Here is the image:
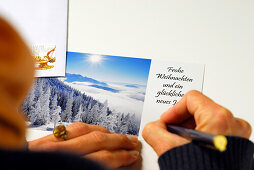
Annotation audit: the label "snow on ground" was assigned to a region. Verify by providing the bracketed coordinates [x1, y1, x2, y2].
[26, 122, 71, 141]
[26, 128, 51, 141]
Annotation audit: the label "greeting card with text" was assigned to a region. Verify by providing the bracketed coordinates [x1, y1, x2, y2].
[23, 52, 204, 140]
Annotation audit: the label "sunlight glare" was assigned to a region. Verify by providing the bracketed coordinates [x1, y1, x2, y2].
[88, 54, 103, 63]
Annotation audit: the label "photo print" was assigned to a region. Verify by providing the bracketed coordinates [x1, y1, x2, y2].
[22, 52, 151, 136]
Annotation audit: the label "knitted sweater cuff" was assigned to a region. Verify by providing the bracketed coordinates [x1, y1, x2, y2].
[158, 136, 254, 170]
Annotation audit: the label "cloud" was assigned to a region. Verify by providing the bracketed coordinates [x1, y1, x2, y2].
[61, 80, 146, 119]
[89, 84, 120, 93]
[127, 93, 145, 101]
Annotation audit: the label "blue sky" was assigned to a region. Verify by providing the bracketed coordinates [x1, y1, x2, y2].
[66, 52, 151, 85]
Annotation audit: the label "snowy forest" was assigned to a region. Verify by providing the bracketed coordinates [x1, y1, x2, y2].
[22, 78, 139, 135]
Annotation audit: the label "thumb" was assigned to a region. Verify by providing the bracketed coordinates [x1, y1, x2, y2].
[142, 120, 188, 156]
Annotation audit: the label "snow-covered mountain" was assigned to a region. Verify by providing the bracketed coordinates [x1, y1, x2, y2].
[65, 73, 145, 95]
[65, 73, 107, 86]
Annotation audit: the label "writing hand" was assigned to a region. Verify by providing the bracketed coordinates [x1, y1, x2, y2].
[29, 122, 139, 169]
[142, 90, 251, 156]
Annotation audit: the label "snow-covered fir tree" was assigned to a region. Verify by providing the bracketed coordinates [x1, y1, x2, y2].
[82, 102, 92, 123]
[61, 92, 74, 123]
[73, 104, 83, 122]
[50, 94, 61, 127]
[29, 79, 43, 125]
[89, 102, 101, 125]
[21, 84, 35, 119]
[51, 106, 61, 128]
[72, 96, 82, 117]
[41, 87, 51, 125]
[96, 100, 108, 125]
[119, 113, 130, 134]
[22, 78, 140, 135]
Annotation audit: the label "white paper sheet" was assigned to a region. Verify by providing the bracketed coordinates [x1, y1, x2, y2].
[0, 0, 68, 77]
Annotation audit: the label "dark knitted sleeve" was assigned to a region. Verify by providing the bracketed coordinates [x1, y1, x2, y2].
[1, 149, 106, 170]
[158, 136, 254, 170]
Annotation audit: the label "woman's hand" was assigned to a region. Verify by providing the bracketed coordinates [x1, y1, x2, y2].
[142, 90, 252, 156]
[29, 122, 139, 169]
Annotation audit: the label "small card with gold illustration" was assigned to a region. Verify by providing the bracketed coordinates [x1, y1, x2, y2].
[31, 44, 66, 77]
[0, 0, 68, 78]
[32, 45, 56, 71]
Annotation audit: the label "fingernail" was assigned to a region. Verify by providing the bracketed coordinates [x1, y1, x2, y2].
[127, 135, 138, 145]
[128, 150, 139, 160]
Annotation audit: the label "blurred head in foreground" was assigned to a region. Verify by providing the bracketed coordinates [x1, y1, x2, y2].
[0, 17, 34, 149]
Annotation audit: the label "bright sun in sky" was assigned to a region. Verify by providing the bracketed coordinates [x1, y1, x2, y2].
[88, 54, 103, 64]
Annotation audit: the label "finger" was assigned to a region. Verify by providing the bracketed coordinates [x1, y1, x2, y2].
[65, 122, 110, 140]
[160, 90, 221, 125]
[160, 90, 237, 135]
[180, 116, 196, 129]
[46, 131, 138, 154]
[142, 120, 188, 156]
[85, 150, 139, 169]
[158, 90, 252, 139]
[233, 118, 252, 138]
[29, 122, 110, 150]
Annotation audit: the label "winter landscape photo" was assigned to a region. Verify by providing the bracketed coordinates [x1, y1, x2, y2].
[22, 52, 151, 136]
